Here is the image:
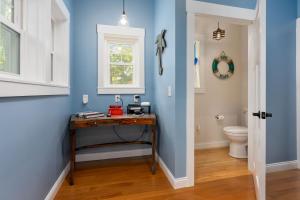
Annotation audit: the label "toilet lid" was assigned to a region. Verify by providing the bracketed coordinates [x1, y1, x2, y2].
[224, 126, 248, 134]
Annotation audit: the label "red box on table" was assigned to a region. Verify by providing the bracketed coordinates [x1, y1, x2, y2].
[108, 105, 124, 116]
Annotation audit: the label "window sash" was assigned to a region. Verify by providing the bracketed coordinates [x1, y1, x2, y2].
[104, 40, 139, 88]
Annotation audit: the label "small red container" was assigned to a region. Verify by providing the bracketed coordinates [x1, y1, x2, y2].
[108, 105, 124, 116]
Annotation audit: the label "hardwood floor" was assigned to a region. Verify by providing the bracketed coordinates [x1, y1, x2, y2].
[267, 170, 300, 200]
[55, 148, 256, 200]
[195, 148, 250, 183]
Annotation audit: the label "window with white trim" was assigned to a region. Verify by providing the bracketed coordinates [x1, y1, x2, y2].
[0, 0, 70, 97]
[97, 25, 145, 94]
[0, 0, 21, 75]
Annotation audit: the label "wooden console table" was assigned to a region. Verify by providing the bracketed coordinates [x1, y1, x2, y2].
[68, 114, 157, 185]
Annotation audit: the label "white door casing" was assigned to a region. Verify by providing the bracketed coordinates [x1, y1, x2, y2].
[186, 0, 266, 199]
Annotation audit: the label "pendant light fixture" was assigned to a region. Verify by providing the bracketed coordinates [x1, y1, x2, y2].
[213, 22, 225, 41]
[118, 0, 129, 26]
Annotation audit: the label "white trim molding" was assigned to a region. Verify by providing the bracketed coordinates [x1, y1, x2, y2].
[186, 0, 256, 23]
[157, 155, 190, 189]
[186, 12, 196, 188]
[97, 24, 145, 95]
[296, 18, 300, 169]
[266, 161, 298, 173]
[0, 78, 70, 97]
[195, 141, 229, 150]
[44, 162, 70, 200]
[76, 148, 151, 162]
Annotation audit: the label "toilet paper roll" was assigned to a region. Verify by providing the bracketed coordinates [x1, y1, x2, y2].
[215, 115, 225, 120]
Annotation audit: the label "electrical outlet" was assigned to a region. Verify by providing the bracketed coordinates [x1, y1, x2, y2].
[115, 95, 121, 103]
[83, 94, 88, 104]
[133, 95, 140, 103]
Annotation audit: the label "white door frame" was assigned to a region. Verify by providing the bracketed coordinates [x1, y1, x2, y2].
[296, 18, 300, 169]
[186, 0, 262, 188]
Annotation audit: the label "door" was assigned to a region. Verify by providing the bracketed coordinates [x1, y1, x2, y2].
[248, 0, 267, 199]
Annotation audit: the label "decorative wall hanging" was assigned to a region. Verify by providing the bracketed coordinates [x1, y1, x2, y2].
[155, 29, 167, 76]
[212, 51, 234, 80]
[213, 22, 225, 41]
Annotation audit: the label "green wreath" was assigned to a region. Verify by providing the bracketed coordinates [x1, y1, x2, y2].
[212, 51, 235, 80]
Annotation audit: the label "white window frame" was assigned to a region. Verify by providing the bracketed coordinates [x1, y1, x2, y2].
[0, 0, 70, 97]
[97, 24, 145, 94]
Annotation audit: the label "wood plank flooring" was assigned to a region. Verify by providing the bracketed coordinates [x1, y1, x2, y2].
[267, 169, 300, 200]
[195, 148, 250, 183]
[55, 148, 256, 200]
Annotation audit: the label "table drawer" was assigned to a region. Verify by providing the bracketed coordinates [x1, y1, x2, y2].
[119, 118, 155, 125]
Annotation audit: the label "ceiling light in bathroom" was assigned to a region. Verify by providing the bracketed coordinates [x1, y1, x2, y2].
[213, 22, 225, 40]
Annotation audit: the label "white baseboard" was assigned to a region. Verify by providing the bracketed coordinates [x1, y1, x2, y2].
[266, 160, 298, 173]
[76, 148, 152, 162]
[195, 141, 229, 150]
[44, 162, 70, 200]
[157, 155, 190, 189]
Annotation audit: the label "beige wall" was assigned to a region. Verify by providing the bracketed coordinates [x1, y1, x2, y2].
[194, 16, 248, 149]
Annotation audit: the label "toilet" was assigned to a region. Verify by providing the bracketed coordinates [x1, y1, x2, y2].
[224, 111, 248, 159]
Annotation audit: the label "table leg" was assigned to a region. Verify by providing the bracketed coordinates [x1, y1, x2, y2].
[69, 129, 76, 185]
[151, 125, 157, 174]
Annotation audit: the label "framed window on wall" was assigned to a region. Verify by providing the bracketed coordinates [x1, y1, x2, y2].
[0, 0, 21, 75]
[0, 0, 70, 97]
[97, 25, 145, 94]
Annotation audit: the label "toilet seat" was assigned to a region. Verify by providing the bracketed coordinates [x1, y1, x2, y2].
[224, 126, 248, 135]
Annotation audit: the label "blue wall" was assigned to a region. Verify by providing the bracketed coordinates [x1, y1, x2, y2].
[0, 1, 72, 200]
[196, 0, 256, 9]
[266, 0, 297, 164]
[153, 0, 176, 175]
[153, 0, 186, 178]
[174, 0, 187, 178]
[71, 0, 155, 152]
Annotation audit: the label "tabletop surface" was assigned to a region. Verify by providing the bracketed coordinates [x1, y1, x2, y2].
[70, 113, 156, 122]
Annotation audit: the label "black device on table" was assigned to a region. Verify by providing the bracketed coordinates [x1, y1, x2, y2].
[127, 104, 151, 115]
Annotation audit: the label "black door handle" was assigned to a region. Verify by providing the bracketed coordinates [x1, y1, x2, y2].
[262, 112, 272, 119]
[252, 111, 261, 118]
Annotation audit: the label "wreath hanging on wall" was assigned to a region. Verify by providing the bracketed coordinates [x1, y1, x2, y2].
[212, 51, 235, 80]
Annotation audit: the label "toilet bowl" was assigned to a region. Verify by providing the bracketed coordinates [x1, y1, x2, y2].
[224, 126, 248, 158]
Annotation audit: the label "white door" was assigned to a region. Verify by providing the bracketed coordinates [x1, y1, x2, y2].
[248, 0, 267, 199]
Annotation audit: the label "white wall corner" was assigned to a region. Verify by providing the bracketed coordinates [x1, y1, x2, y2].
[297, 18, 300, 169]
[266, 160, 298, 173]
[44, 162, 70, 200]
[157, 155, 190, 189]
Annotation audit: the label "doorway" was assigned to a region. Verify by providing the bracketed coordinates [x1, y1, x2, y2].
[194, 15, 250, 184]
[186, 0, 267, 199]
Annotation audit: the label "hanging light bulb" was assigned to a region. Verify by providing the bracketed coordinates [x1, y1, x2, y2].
[118, 0, 129, 26]
[213, 22, 225, 40]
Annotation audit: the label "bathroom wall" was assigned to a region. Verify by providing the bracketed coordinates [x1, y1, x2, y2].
[194, 16, 248, 149]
